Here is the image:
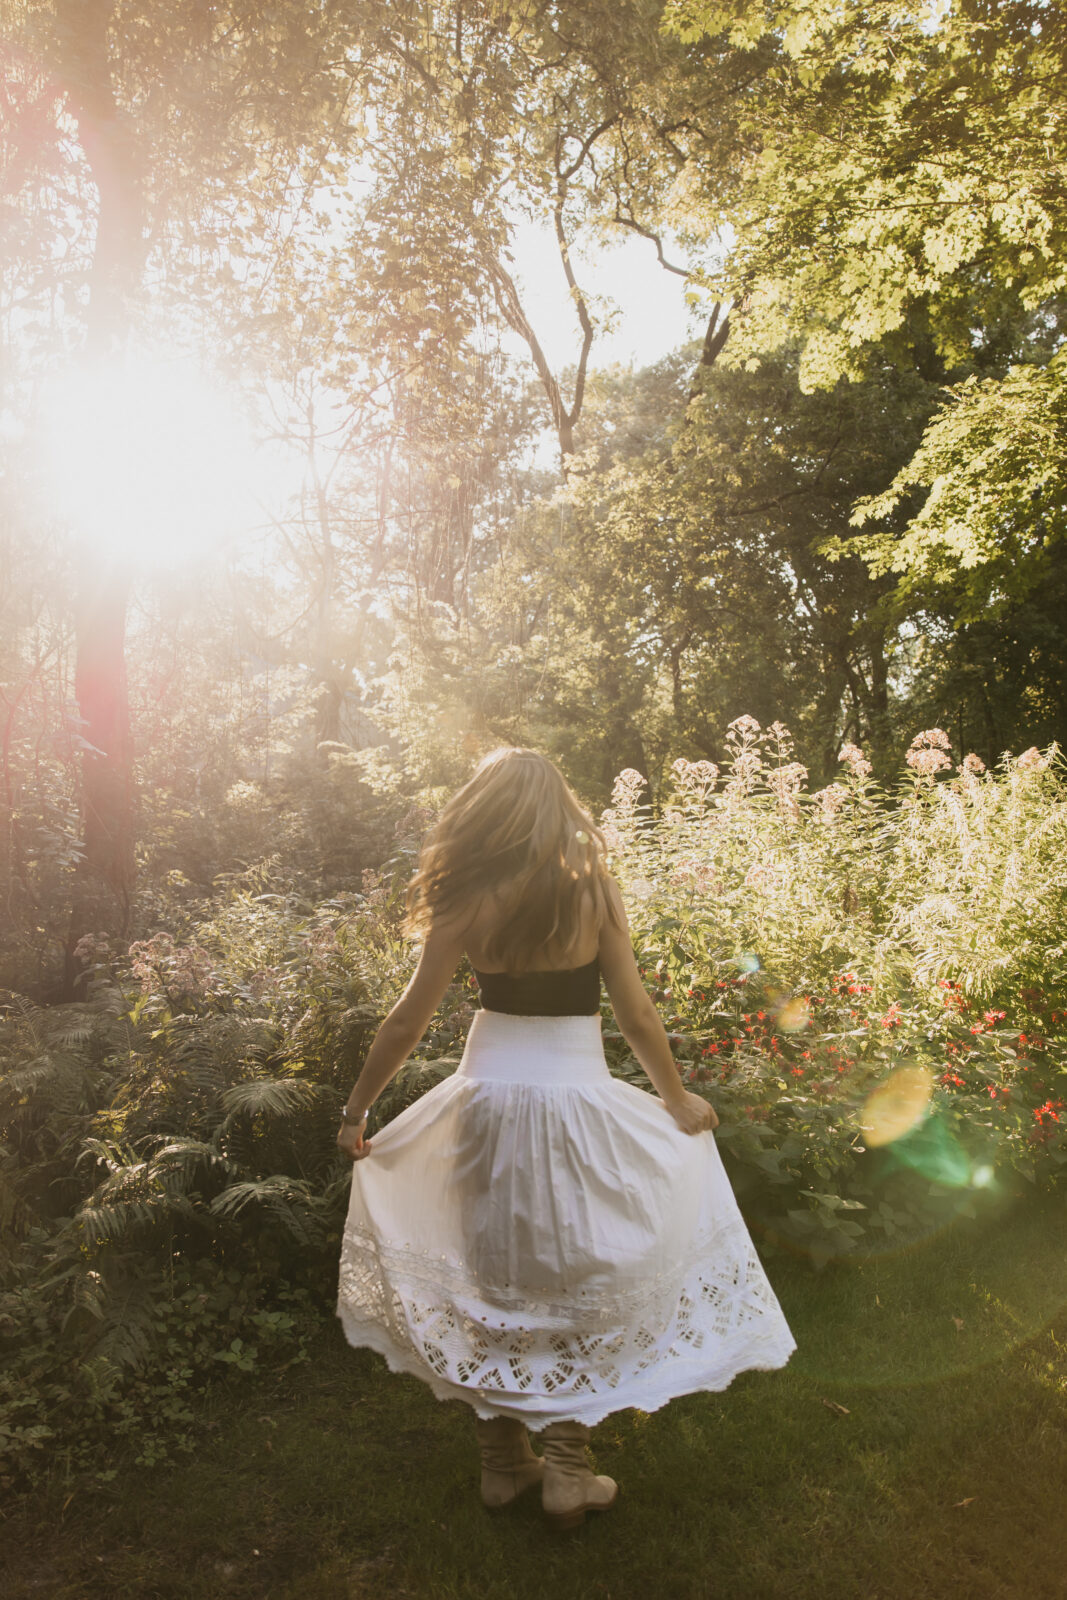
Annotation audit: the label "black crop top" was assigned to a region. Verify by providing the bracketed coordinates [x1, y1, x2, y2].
[472, 957, 601, 1016]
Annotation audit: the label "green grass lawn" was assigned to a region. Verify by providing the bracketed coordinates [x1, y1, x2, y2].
[3, 1193, 1067, 1600]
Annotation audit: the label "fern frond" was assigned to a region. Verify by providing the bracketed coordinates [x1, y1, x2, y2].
[78, 1201, 157, 1247]
[220, 1078, 320, 1119]
[209, 1175, 324, 1244]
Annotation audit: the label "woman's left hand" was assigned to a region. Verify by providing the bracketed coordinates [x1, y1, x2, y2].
[337, 1118, 372, 1162]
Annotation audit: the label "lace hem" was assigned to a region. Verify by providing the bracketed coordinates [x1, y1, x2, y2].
[336, 1216, 796, 1427]
[336, 1303, 795, 1428]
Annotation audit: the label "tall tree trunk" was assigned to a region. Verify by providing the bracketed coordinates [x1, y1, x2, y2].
[64, 558, 135, 990]
[58, 0, 142, 992]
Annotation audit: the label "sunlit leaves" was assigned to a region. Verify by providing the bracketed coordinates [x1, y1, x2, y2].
[847, 359, 1067, 615]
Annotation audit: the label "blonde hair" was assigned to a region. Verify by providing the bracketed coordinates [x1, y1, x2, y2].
[404, 747, 620, 971]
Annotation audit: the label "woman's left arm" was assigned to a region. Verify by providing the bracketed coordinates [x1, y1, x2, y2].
[337, 919, 468, 1161]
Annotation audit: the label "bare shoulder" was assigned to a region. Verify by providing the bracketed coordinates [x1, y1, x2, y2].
[596, 875, 651, 1024]
[597, 872, 630, 934]
[427, 896, 484, 948]
[596, 877, 635, 966]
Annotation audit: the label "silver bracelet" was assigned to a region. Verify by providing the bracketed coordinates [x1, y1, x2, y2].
[340, 1106, 368, 1125]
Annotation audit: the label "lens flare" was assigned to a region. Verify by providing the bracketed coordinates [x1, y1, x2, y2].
[889, 1113, 973, 1189]
[859, 1065, 933, 1147]
[34, 352, 265, 569]
[860, 1065, 974, 1189]
[776, 996, 811, 1033]
[735, 952, 760, 975]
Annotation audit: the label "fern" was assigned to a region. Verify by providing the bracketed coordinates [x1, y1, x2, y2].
[210, 1176, 326, 1245]
[219, 1077, 321, 1119]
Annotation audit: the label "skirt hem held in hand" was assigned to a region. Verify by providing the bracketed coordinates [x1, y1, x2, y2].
[336, 1011, 796, 1429]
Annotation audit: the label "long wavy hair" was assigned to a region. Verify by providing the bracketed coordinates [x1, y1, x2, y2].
[404, 748, 620, 971]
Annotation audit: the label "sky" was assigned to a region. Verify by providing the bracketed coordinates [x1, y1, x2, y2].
[506, 217, 702, 373]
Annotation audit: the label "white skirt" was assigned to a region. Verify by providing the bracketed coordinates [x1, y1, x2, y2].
[337, 1011, 796, 1428]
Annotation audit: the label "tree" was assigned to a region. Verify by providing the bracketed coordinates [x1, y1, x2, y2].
[661, 0, 1067, 639]
[3, 0, 359, 987]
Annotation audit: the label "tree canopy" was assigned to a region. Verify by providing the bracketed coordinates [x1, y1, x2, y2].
[1, 0, 1065, 991]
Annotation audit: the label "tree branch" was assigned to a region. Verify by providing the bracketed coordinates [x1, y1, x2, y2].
[611, 207, 690, 277]
[556, 117, 618, 182]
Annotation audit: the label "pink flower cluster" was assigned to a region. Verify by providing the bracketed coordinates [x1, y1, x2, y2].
[128, 933, 217, 1000]
[360, 868, 388, 907]
[765, 721, 795, 757]
[609, 768, 647, 817]
[304, 926, 341, 967]
[811, 782, 849, 820]
[906, 728, 952, 776]
[723, 749, 762, 800]
[670, 757, 719, 802]
[767, 761, 808, 819]
[247, 967, 285, 1000]
[838, 743, 872, 780]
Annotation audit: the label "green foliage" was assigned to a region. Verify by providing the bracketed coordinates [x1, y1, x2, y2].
[4, 728, 1067, 1480]
[0, 870, 430, 1486]
[0, 1253, 318, 1487]
[660, 0, 1067, 625]
[848, 357, 1067, 617]
[604, 720, 1067, 1263]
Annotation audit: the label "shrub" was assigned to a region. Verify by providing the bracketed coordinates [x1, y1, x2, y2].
[3, 721, 1065, 1481]
[604, 720, 1067, 1262]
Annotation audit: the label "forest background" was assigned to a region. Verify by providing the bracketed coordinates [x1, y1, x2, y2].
[2, 0, 1067, 1491]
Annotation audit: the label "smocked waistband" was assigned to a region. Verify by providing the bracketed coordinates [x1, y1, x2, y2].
[456, 1010, 611, 1085]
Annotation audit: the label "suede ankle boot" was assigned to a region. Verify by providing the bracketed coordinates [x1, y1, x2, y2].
[474, 1415, 545, 1508]
[539, 1419, 618, 1530]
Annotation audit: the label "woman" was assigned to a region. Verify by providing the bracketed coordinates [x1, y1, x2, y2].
[336, 748, 795, 1530]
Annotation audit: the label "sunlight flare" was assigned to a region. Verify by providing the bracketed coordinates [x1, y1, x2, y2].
[36, 353, 261, 568]
[859, 1065, 933, 1149]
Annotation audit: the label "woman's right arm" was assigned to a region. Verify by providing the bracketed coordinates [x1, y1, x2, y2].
[598, 876, 718, 1135]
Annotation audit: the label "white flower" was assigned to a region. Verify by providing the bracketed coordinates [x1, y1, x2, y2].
[811, 782, 849, 819]
[906, 729, 952, 776]
[839, 743, 873, 780]
[766, 720, 795, 756]
[906, 746, 951, 775]
[767, 762, 808, 818]
[610, 768, 647, 814]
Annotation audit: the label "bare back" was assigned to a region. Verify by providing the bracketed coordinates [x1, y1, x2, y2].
[460, 884, 602, 974]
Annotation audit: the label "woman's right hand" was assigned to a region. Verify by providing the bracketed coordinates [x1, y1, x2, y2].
[667, 1089, 719, 1135]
